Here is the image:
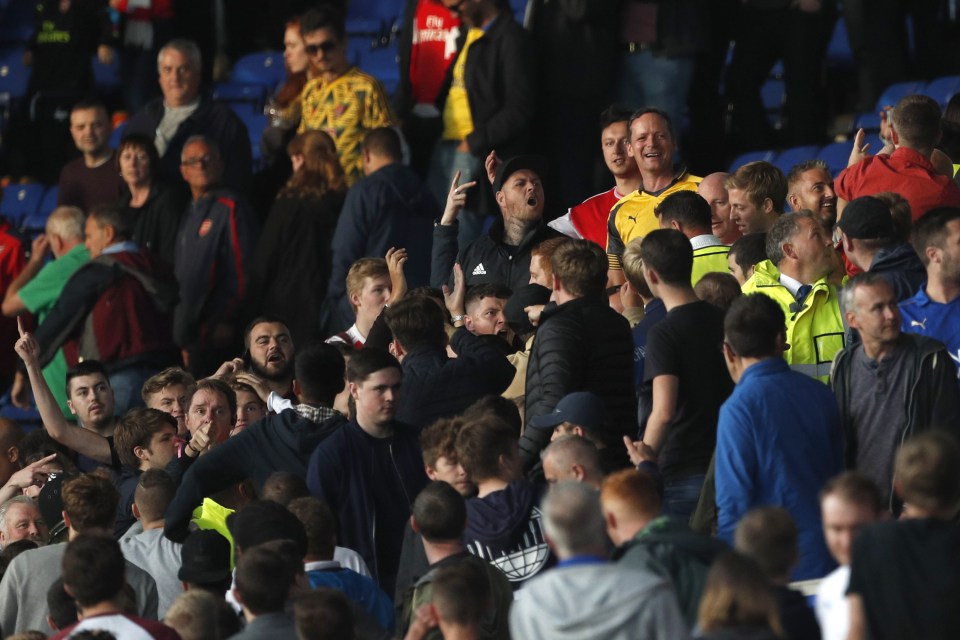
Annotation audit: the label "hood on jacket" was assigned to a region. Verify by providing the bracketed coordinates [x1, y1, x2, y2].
[515, 564, 674, 639]
[466, 480, 539, 549]
[614, 516, 729, 565]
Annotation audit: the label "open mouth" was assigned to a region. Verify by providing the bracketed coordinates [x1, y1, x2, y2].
[267, 352, 285, 364]
[527, 197, 537, 206]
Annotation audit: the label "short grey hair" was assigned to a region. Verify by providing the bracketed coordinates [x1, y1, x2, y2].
[839, 271, 893, 315]
[46, 206, 85, 242]
[180, 135, 220, 162]
[765, 210, 817, 266]
[0, 496, 39, 535]
[541, 481, 605, 559]
[158, 39, 202, 72]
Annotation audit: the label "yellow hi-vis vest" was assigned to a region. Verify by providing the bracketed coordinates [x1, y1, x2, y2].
[741, 260, 845, 383]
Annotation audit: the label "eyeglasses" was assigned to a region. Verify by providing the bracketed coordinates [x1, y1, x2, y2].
[305, 40, 338, 56]
[181, 155, 215, 167]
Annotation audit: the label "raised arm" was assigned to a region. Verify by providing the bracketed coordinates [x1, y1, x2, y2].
[14, 318, 112, 464]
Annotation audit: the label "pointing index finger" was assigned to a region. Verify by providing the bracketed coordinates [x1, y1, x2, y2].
[17, 316, 24, 338]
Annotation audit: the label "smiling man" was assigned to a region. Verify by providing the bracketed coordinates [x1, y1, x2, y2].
[787, 160, 838, 229]
[297, 7, 393, 185]
[606, 109, 702, 285]
[548, 106, 642, 248]
[0, 496, 48, 549]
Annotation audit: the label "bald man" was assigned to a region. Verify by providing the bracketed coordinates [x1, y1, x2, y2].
[2, 206, 91, 415]
[541, 436, 605, 489]
[698, 173, 741, 246]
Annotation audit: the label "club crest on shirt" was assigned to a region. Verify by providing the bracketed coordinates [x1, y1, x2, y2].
[198, 219, 213, 237]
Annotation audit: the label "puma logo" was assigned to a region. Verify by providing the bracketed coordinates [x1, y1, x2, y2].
[910, 319, 928, 331]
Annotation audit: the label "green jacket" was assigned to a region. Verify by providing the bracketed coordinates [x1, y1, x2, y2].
[612, 516, 728, 627]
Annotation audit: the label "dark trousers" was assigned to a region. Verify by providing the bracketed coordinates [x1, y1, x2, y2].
[726, 3, 836, 149]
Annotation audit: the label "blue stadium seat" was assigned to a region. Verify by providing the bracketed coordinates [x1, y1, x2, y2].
[923, 75, 960, 107]
[874, 81, 922, 111]
[826, 17, 853, 68]
[853, 111, 881, 132]
[359, 43, 399, 96]
[22, 210, 50, 234]
[0, 183, 44, 227]
[91, 53, 121, 90]
[109, 120, 126, 148]
[728, 150, 776, 173]
[818, 141, 851, 176]
[347, 0, 388, 21]
[770, 60, 784, 79]
[773, 145, 821, 174]
[761, 79, 785, 128]
[346, 18, 382, 36]
[212, 82, 266, 109]
[230, 51, 285, 89]
[227, 101, 259, 120]
[240, 112, 268, 167]
[0, 46, 30, 99]
[38, 184, 58, 216]
[0, 0, 34, 44]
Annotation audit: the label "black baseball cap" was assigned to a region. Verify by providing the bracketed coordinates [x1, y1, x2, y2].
[178, 529, 232, 584]
[837, 196, 895, 240]
[493, 155, 548, 192]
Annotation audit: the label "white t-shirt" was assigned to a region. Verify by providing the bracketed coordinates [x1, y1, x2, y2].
[815, 565, 850, 640]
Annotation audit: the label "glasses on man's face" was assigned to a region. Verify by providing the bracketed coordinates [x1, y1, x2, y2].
[181, 155, 215, 167]
[305, 40, 338, 56]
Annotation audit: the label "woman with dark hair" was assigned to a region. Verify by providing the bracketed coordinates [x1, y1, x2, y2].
[248, 130, 347, 345]
[697, 553, 783, 640]
[115, 134, 188, 267]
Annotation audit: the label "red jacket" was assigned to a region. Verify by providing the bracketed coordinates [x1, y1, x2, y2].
[35, 247, 179, 371]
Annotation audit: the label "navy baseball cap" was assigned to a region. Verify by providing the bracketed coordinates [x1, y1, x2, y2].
[529, 391, 604, 431]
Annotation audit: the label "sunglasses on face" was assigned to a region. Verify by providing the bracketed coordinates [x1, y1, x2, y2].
[305, 40, 338, 56]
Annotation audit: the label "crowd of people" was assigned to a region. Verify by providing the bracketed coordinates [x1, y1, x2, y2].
[0, 0, 959, 639]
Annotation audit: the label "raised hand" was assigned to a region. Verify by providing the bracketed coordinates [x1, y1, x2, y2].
[623, 435, 657, 466]
[440, 170, 478, 226]
[14, 316, 40, 368]
[213, 357, 246, 379]
[442, 263, 466, 319]
[234, 371, 270, 403]
[847, 128, 871, 168]
[386, 246, 409, 304]
[3, 453, 60, 494]
[485, 149, 502, 185]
